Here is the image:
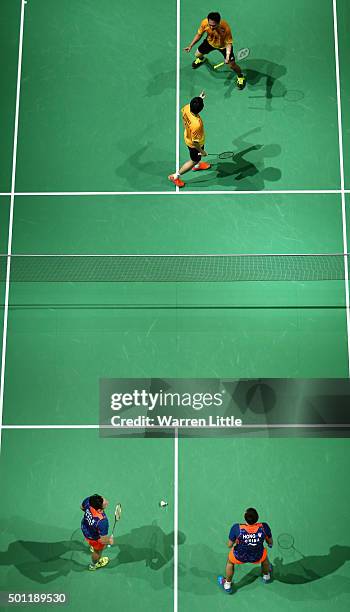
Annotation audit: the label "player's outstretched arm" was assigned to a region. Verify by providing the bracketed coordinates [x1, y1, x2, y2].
[184, 32, 202, 52]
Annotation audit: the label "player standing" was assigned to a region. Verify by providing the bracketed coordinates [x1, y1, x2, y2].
[168, 91, 210, 188]
[218, 507, 273, 594]
[184, 12, 246, 90]
[81, 494, 114, 571]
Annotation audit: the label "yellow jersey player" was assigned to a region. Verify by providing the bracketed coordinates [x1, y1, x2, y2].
[168, 91, 211, 188]
[184, 11, 246, 90]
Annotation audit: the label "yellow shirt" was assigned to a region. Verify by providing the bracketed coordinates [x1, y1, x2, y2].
[181, 104, 205, 148]
[197, 18, 233, 49]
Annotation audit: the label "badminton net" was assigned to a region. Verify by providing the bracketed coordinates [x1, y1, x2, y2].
[0, 253, 348, 282]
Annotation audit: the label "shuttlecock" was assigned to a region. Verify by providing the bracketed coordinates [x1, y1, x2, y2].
[159, 500, 168, 508]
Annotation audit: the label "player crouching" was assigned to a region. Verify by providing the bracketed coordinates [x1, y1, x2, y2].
[218, 507, 273, 594]
[184, 12, 246, 90]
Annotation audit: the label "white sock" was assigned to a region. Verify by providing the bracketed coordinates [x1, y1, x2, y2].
[263, 573, 271, 581]
[193, 163, 200, 168]
[224, 580, 232, 590]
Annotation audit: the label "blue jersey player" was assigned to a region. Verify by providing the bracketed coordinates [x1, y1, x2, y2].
[81, 494, 113, 571]
[218, 507, 273, 594]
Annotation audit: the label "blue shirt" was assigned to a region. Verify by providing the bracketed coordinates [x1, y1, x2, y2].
[81, 497, 109, 541]
[229, 522, 272, 563]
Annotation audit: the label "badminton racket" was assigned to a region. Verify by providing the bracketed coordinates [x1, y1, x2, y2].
[206, 151, 235, 160]
[214, 47, 250, 70]
[107, 502, 122, 547]
[277, 533, 305, 558]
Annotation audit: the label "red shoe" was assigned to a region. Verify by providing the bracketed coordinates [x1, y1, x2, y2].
[192, 162, 211, 171]
[168, 174, 185, 188]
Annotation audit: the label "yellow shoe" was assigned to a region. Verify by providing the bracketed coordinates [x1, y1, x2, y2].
[236, 75, 246, 90]
[192, 57, 206, 69]
[88, 556, 109, 571]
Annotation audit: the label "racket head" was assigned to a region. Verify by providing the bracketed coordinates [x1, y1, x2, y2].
[237, 47, 250, 61]
[218, 151, 235, 160]
[114, 502, 122, 521]
[283, 89, 304, 102]
[277, 533, 295, 550]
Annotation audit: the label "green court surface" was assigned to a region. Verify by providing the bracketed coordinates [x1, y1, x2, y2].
[0, 0, 20, 192]
[1, 1, 350, 611]
[0, 431, 174, 611]
[339, 0, 350, 188]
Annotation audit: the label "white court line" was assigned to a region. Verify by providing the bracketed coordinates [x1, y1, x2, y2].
[1, 424, 349, 429]
[173, 428, 179, 612]
[1, 251, 347, 256]
[175, 0, 181, 196]
[333, 0, 350, 375]
[10, 189, 345, 196]
[174, 0, 181, 608]
[0, 0, 26, 454]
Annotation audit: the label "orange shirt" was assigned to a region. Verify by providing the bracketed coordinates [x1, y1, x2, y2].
[181, 104, 205, 148]
[197, 18, 233, 49]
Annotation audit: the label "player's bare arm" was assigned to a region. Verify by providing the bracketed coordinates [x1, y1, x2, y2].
[225, 43, 232, 63]
[184, 32, 202, 52]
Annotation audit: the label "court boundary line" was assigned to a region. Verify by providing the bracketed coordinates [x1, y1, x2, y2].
[174, 0, 181, 608]
[2, 189, 348, 197]
[333, 0, 350, 375]
[1, 424, 350, 429]
[0, 0, 26, 454]
[2, 251, 349, 256]
[173, 428, 179, 612]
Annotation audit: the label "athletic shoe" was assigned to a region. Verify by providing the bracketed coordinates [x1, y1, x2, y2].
[236, 75, 246, 90]
[217, 575, 233, 594]
[262, 574, 271, 583]
[192, 162, 211, 171]
[168, 174, 185, 188]
[192, 57, 206, 69]
[262, 563, 273, 583]
[88, 556, 109, 571]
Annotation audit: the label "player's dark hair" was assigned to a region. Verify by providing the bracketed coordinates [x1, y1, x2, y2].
[89, 494, 104, 510]
[207, 12, 221, 23]
[245, 507, 259, 524]
[190, 97, 204, 114]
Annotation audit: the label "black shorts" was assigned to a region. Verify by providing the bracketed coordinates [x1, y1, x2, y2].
[188, 147, 201, 162]
[198, 38, 235, 62]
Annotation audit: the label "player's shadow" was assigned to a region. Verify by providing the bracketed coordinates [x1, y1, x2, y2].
[223, 59, 288, 106]
[145, 60, 176, 97]
[109, 524, 186, 572]
[115, 143, 174, 185]
[273, 545, 350, 585]
[169, 543, 350, 597]
[190, 128, 281, 190]
[0, 538, 87, 583]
